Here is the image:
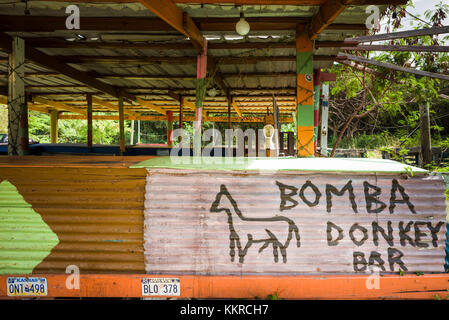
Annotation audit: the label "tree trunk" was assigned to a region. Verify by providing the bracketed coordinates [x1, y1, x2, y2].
[419, 102, 432, 167]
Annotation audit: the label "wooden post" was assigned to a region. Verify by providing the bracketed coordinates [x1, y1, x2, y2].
[166, 111, 174, 147]
[130, 120, 134, 145]
[137, 120, 141, 144]
[87, 93, 93, 148]
[313, 69, 321, 154]
[8, 36, 27, 155]
[118, 96, 125, 155]
[320, 83, 329, 156]
[50, 109, 58, 143]
[419, 102, 432, 167]
[296, 28, 314, 157]
[194, 40, 207, 157]
[228, 100, 231, 130]
[179, 96, 184, 146]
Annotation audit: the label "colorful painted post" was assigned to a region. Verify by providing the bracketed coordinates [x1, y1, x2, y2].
[320, 83, 330, 156]
[8, 37, 27, 156]
[118, 97, 125, 155]
[296, 28, 314, 157]
[166, 111, 174, 147]
[87, 93, 93, 148]
[50, 109, 58, 143]
[194, 40, 208, 157]
[313, 69, 321, 153]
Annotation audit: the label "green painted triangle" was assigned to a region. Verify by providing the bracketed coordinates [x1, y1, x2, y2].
[0, 180, 59, 274]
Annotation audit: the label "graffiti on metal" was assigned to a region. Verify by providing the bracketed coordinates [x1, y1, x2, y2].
[144, 170, 447, 274]
[210, 184, 301, 263]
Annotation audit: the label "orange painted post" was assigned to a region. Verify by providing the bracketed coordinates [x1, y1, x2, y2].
[296, 27, 314, 157]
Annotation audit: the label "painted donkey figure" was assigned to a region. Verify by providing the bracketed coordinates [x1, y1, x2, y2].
[210, 184, 301, 263]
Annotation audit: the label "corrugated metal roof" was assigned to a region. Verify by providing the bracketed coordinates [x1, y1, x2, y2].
[0, 1, 389, 114]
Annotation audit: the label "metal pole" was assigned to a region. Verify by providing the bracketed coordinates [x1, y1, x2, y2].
[320, 83, 329, 156]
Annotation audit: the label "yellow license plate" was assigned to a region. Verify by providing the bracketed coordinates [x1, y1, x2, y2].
[7, 277, 48, 296]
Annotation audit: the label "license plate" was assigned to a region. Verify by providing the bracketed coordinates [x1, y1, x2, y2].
[141, 278, 180, 296]
[7, 277, 48, 297]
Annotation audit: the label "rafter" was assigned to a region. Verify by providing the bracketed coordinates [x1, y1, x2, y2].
[137, 0, 204, 52]
[32, 96, 87, 115]
[0, 15, 365, 33]
[342, 44, 449, 52]
[135, 97, 167, 115]
[0, 33, 135, 101]
[232, 97, 242, 118]
[340, 53, 449, 81]
[91, 96, 139, 117]
[48, 54, 340, 64]
[24, 39, 358, 50]
[308, 0, 353, 40]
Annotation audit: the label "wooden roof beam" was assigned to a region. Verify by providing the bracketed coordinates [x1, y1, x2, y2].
[348, 25, 449, 43]
[49, 54, 339, 64]
[32, 96, 87, 115]
[135, 97, 167, 115]
[340, 53, 449, 81]
[137, 0, 205, 53]
[342, 44, 449, 52]
[0, 33, 135, 101]
[0, 15, 366, 32]
[308, 0, 353, 40]
[167, 90, 196, 111]
[91, 96, 139, 117]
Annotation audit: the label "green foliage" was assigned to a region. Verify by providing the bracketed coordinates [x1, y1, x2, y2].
[329, 132, 400, 150]
[266, 292, 281, 300]
[28, 111, 128, 145]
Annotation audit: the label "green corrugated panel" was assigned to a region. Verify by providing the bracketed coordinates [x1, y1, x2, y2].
[0, 180, 59, 274]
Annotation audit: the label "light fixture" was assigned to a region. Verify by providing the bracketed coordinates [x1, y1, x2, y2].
[208, 87, 217, 97]
[76, 34, 86, 40]
[65, 37, 76, 42]
[236, 11, 250, 36]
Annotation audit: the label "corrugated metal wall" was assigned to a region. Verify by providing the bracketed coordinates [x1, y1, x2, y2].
[0, 167, 147, 274]
[144, 169, 447, 275]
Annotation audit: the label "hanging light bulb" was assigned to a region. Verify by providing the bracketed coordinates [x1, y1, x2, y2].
[208, 87, 217, 97]
[236, 11, 250, 36]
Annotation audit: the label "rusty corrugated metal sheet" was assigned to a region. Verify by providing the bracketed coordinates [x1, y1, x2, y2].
[144, 169, 447, 275]
[0, 166, 147, 274]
